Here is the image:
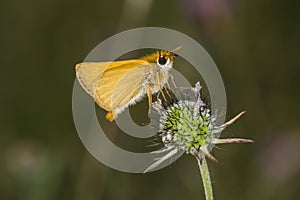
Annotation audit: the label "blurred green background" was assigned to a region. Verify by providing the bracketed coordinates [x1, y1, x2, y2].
[1, 0, 300, 199]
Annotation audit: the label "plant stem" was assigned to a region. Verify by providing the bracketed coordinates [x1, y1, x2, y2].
[197, 156, 213, 200]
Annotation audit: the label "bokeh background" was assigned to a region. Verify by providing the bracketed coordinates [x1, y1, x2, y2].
[1, 0, 300, 199]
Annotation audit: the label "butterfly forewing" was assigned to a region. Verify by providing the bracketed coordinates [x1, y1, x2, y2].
[94, 61, 153, 113]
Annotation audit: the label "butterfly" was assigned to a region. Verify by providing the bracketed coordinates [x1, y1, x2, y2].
[75, 48, 180, 121]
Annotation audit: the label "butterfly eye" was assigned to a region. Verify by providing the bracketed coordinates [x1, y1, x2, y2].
[158, 56, 167, 65]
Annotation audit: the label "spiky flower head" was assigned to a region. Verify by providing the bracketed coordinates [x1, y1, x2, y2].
[145, 82, 253, 172]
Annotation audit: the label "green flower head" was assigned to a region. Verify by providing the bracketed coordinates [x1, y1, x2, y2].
[145, 82, 253, 172]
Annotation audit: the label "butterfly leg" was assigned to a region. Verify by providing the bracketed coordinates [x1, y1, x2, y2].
[156, 72, 167, 102]
[160, 70, 173, 99]
[164, 85, 172, 99]
[170, 73, 177, 88]
[147, 84, 152, 109]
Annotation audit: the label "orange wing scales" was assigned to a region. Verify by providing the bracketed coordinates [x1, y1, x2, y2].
[94, 62, 150, 112]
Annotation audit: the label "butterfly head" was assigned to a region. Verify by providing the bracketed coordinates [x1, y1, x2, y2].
[142, 48, 180, 70]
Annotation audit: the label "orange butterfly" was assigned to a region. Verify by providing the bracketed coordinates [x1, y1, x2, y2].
[76, 48, 180, 121]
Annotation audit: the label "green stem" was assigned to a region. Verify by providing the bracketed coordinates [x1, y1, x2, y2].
[197, 157, 213, 200]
